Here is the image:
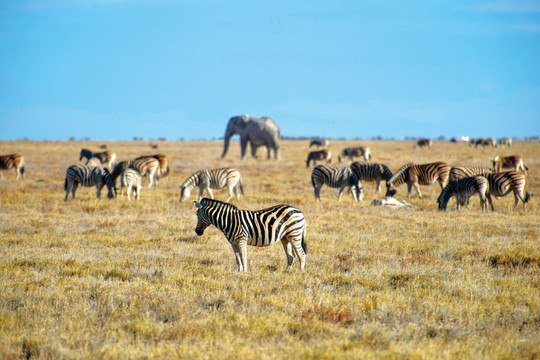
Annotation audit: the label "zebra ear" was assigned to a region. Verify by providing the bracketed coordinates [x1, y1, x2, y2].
[194, 201, 203, 209]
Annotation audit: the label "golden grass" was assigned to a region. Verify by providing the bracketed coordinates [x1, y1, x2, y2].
[0, 139, 539, 359]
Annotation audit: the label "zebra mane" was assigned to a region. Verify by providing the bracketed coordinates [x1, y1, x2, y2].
[388, 163, 413, 185]
[200, 198, 238, 211]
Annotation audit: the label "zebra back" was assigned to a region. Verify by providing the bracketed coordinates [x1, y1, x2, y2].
[389, 162, 450, 187]
[449, 166, 492, 181]
[311, 164, 358, 188]
[350, 162, 392, 183]
[130, 157, 159, 177]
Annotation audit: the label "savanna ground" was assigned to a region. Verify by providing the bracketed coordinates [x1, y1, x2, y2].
[0, 139, 539, 360]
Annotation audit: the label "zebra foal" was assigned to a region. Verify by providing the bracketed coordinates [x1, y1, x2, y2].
[350, 162, 393, 193]
[0, 153, 25, 179]
[386, 162, 451, 198]
[121, 168, 142, 200]
[64, 164, 116, 201]
[180, 168, 244, 202]
[193, 198, 307, 272]
[311, 164, 363, 202]
[437, 176, 488, 211]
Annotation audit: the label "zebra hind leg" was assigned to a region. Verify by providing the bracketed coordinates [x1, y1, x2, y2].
[230, 244, 243, 272]
[281, 239, 295, 268]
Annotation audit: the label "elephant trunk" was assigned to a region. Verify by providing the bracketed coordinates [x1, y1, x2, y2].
[222, 133, 232, 158]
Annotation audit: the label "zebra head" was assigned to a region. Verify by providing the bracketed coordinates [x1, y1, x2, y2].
[180, 185, 191, 202]
[193, 200, 210, 235]
[437, 186, 451, 211]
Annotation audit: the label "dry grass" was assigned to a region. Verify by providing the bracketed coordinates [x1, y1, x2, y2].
[0, 139, 539, 359]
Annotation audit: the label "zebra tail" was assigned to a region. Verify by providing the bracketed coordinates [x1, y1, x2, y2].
[302, 226, 307, 254]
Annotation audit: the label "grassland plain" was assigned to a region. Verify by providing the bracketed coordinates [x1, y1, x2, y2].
[0, 139, 538, 360]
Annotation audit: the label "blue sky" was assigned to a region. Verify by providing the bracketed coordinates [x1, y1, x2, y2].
[1, 0, 539, 141]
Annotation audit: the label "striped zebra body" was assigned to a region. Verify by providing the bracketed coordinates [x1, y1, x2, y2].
[386, 162, 451, 198]
[121, 168, 142, 200]
[350, 162, 393, 193]
[64, 164, 116, 201]
[311, 164, 363, 202]
[194, 198, 307, 272]
[485, 171, 531, 211]
[437, 176, 488, 211]
[493, 155, 527, 175]
[306, 149, 332, 167]
[135, 154, 169, 179]
[0, 153, 25, 179]
[180, 168, 244, 202]
[338, 147, 371, 163]
[80, 149, 117, 169]
[449, 166, 493, 181]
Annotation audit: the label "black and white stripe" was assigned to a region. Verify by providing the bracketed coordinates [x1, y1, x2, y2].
[0, 153, 25, 179]
[449, 166, 493, 181]
[180, 168, 244, 202]
[386, 162, 451, 198]
[121, 168, 142, 200]
[350, 162, 393, 193]
[194, 198, 307, 272]
[437, 175, 488, 211]
[112, 157, 160, 188]
[485, 171, 531, 211]
[311, 164, 363, 202]
[64, 164, 116, 201]
[337, 147, 371, 163]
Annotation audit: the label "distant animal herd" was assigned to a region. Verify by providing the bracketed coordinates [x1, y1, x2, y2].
[0, 116, 533, 271]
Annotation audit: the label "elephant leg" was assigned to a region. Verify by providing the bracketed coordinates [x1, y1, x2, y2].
[251, 144, 258, 158]
[240, 138, 249, 159]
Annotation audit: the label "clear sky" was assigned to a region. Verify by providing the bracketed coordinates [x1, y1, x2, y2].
[1, 0, 539, 141]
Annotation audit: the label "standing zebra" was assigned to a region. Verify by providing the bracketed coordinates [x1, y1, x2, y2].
[350, 162, 393, 193]
[484, 171, 531, 211]
[449, 166, 493, 181]
[306, 149, 332, 167]
[120, 168, 142, 200]
[492, 155, 528, 175]
[79, 149, 117, 170]
[0, 153, 25, 179]
[337, 147, 371, 163]
[311, 164, 363, 202]
[112, 158, 160, 188]
[64, 164, 116, 201]
[180, 168, 244, 202]
[193, 198, 307, 272]
[386, 162, 451, 198]
[497, 137, 513, 148]
[437, 176, 489, 211]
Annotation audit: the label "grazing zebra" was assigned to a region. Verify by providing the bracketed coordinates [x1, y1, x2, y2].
[337, 147, 371, 163]
[180, 168, 244, 202]
[474, 138, 496, 148]
[306, 149, 332, 167]
[311, 164, 363, 202]
[120, 168, 142, 200]
[135, 154, 169, 179]
[437, 176, 489, 211]
[193, 198, 307, 272]
[484, 171, 531, 211]
[492, 155, 528, 175]
[497, 137, 513, 148]
[350, 162, 393, 193]
[79, 149, 117, 169]
[415, 139, 432, 149]
[309, 139, 329, 148]
[449, 166, 493, 181]
[386, 162, 451, 198]
[111, 159, 159, 188]
[64, 164, 116, 201]
[0, 153, 25, 179]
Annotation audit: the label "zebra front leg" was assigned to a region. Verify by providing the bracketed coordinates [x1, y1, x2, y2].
[236, 239, 248, 272]
[281, 239, 295, 268]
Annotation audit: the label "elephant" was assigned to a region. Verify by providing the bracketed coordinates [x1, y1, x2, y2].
[221, 115, 281, 160]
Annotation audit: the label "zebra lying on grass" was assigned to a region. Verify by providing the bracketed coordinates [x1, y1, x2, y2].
[311, 164, 363, 202]
[193, 198, 307, 272]
[64, 164, 116, 201]
[0, 153, 25, 179]
[121, 168, 142, 200]
[437, 176, 488, 211]
[180, 168, 244, 202]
